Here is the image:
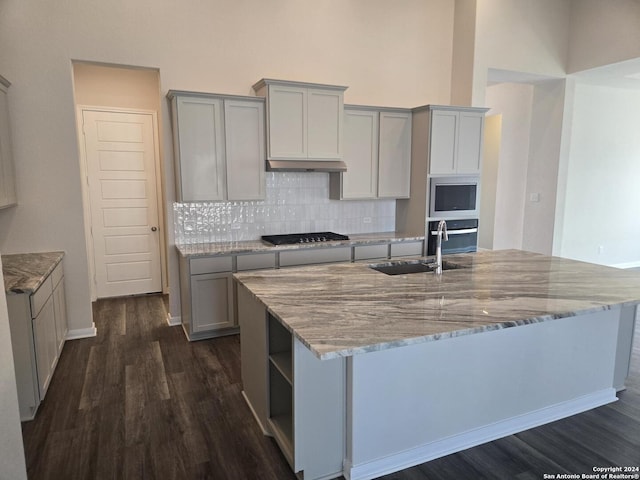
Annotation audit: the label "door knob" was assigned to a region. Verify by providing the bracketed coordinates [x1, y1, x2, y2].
[151, 226, 158, 232]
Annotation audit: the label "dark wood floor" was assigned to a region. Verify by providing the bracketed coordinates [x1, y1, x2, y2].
[22, 295, 640, 479]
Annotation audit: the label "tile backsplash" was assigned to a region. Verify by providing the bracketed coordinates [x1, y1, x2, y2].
[174, 172, 396, 244]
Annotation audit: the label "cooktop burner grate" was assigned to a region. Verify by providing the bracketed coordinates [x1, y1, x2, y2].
[261, 232, 349, 245]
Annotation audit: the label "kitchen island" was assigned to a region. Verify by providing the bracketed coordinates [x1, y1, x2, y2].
[234, 250, 639, 480]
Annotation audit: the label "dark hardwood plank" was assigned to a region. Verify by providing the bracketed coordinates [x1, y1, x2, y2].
[22, 294, 640, 480]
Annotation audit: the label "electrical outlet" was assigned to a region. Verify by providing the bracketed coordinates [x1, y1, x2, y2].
[598, 245, 604, 254]
[231, 223, 241, 230]
[363, 217, 372, 224]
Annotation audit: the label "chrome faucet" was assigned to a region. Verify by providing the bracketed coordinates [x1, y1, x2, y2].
[435, 220, 448, 275]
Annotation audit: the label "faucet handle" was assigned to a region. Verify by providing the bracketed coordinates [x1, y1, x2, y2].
[438, 220, 449, 241]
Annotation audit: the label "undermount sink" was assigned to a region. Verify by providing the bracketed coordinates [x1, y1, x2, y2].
[369, 259, 464, 276]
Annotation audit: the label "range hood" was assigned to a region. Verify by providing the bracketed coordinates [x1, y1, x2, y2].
[267, 160, 347, 173]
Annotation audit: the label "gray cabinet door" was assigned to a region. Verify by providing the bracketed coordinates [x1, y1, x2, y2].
[0, 79, 17, 208]
[224, 99, 265, 201]
[378, 110, 412, 198]
[307, 88, 343, 159]
[268, 84, 307, 159]
[429, 110, 458, 175]
[53, 278, 67, 355]
[173, 96, 226, 201]
[341, 109, 378, 199]
[191, 272, 235, 333]
[32, 296, 56, 399]
[457, 110, 485, 174]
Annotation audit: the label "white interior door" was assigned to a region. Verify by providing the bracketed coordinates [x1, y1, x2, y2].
[82, 110, 162, 298]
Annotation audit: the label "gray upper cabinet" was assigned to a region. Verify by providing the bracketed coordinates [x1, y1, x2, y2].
[169, 91, 265, 202]
[253, 79, 347, 161]
[330, 106, 411, 200]
[0, 75, 17, 209]
[428, 106, 487, 175]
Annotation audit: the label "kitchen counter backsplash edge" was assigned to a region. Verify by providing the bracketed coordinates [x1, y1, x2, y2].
[175, 232, 424, 257]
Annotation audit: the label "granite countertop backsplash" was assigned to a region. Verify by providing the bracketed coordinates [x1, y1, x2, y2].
[176, 232, 424, 257]
[2, 252, 65, 294]
[234, 249, 640, 360]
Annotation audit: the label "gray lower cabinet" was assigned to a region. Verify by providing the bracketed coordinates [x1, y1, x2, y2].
[179, 252, 278, 341]
[7, 261, 67, 421]
[179, 241, 424, 341]
[179, 255, 237, 341]
[238, 283, 345, 480]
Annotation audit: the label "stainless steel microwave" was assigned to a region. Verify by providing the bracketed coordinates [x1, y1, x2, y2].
[429, 176, 480, 218]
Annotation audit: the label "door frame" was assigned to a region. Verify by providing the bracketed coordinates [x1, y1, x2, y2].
[76, 105, 168, 301]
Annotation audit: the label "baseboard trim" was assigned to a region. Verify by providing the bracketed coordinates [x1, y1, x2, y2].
[612, 260, 640, 269]
[344, 389, 617, 480]
[166, 313, 181, 326]
[66, 324, 97, 340]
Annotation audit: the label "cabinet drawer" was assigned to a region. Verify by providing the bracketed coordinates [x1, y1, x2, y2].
[237, 253, 276, 271]
[390, 241, 424, 258]
[30, 276, 53, 318]
[51, 261, 63, 288]
[279, 247, 351, 267]
[190, 256, 233, 275]
[354, 244, 389, 261]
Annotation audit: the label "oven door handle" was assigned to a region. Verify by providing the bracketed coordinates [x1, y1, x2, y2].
[429, 228, 478, 235]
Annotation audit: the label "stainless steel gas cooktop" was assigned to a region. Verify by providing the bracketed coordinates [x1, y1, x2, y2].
[261, 232, 349, 245]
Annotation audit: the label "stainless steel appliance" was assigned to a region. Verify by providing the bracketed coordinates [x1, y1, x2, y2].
[426, 219, 478, 256]
[429, 176, 480, 218]
[261, 232, 349, 245]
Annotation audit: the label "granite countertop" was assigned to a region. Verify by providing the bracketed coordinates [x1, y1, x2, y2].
[2, 252, 65, 294]
[175, 232, 424, 257]
[234, 249, 640, 360]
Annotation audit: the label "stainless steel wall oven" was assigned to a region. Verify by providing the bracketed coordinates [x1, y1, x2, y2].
[427, 218, 478, 256]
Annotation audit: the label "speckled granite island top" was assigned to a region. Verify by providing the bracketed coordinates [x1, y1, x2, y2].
[2, 252, 64, 294]
[234, 249, 640, 360]
[176, 232, 423, 257]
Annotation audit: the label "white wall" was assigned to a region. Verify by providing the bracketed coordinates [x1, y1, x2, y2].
[483, 82, 534, 250]
[521, 80, 566, 255]
[73, 63, 161, 111]
[450, 0, 478, 106]
[568, 0, 640, 74]
[557, 82, 640, 266]
[0, 0, 455, 326]
[472, 0, 571, 106]
[0, 256, 28, 480]
[478, 114, 500, 249]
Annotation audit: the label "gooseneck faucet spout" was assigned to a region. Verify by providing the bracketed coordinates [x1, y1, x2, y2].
[435, 220, 448, 275]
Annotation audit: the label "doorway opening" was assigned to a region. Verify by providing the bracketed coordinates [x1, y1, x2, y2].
[72, 61, 167, 301]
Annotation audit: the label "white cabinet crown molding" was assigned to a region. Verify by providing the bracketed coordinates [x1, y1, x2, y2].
[412, 104, 490, 114]
[252, 78, 347, 93]
[167, 90, 265, 103]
